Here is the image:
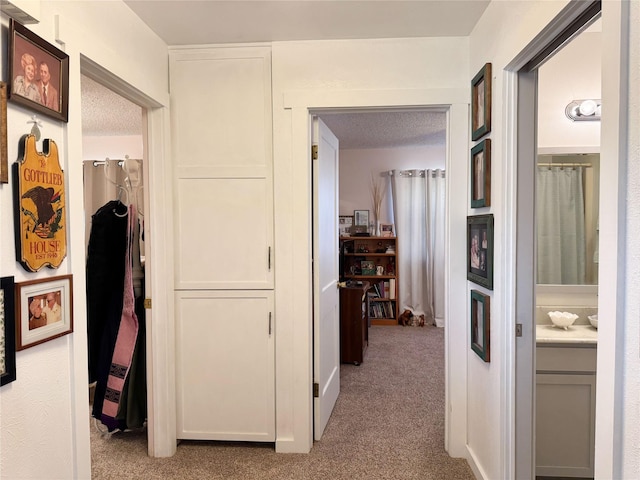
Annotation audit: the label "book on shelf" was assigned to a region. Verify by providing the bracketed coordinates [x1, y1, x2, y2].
[389, 278, 396, 299]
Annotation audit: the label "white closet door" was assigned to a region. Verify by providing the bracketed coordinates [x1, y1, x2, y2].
[170, 47, 273, 290]
[176, 290, 275, 441]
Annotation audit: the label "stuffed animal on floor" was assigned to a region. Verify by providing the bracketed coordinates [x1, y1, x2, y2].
[398, 309, 412, 326]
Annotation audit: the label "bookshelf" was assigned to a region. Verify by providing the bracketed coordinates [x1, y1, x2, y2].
[340, 236, 398, 325]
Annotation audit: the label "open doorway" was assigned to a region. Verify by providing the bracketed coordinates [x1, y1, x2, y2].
[511, 3, 601, 477]
[311, 108, 448, 439]
[80, 73, 149, 463]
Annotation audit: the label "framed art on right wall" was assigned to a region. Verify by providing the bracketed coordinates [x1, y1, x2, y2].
[471, 139, 491, 208]
[471, 62, 492, 141]
[467, 214, 494, 290]
[471, 289, 490, 362]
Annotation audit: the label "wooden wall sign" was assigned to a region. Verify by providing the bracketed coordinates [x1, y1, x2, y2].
[13, 134, 67, 271]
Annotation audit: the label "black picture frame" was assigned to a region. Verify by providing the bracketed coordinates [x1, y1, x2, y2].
[8, 19, 70, 122]
[470, 290, 490, 362]
[467, 214, 494, 290]
[471, 63, 492, 141]
[471, 139, 491, 208]
[1, 276, 17, 386]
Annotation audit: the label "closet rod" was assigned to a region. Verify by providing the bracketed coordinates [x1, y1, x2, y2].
[91, 159, 124, 167]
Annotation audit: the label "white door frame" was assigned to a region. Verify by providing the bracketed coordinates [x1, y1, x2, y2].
[80, 58, 177, 458]
[280, 88, 468, 455]
[504, 1, 626, 478]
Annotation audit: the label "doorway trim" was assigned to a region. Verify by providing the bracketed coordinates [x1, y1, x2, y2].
[504, 1, 611, 478]
[80, 57, 177, 458]
[278, 87, 469, 456]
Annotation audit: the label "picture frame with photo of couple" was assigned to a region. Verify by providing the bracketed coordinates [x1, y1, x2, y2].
[8, 19, 69, 122]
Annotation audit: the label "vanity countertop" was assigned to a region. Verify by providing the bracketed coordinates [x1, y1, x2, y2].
[536, 324, 598, 344]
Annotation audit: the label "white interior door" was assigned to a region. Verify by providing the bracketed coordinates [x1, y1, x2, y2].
[312, 116, 340, 440]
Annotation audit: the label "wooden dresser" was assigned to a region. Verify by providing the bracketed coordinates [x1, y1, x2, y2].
[339, 281, 369, 365]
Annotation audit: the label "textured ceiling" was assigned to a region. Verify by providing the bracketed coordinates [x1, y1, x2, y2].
[124, 0, 490, 45]
[81, 75, 142, 136]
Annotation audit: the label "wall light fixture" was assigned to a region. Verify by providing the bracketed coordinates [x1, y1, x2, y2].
[565, 99, 601, 122]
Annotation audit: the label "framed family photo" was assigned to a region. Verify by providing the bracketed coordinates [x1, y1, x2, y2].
[471, 63, 492, 141]
[16, 274, 73, 351]
[467, 214, 494, 290]
[471, 139, 491, 208]
[1, 276, 17, 386]
[470, 290, 490, 362]
[8, 19, 69, 122]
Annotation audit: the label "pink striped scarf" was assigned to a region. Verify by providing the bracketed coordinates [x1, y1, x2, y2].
[101, 204, 139, 430]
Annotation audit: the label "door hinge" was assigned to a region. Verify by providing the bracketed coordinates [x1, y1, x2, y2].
[515, 323, 523, 337]
[313, 382, 319, 397]
[143, 298, 152, 309]
[312, 144, 318, 160]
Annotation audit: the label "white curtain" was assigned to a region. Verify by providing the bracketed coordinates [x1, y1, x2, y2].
[536, 166, 586, 284]
[390, 169, 446, 327]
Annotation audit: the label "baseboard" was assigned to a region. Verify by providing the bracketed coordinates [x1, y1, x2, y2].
[467, 444, 489, 480]
[275, 438, 311, 453]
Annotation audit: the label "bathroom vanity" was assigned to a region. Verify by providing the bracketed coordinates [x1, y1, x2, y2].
[536, 325, 597, 478]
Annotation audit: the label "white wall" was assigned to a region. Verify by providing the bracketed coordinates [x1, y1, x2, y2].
[538, 30, 601, 151]
[338, 145, 445, 225]
[0, 2, 169, 478]
[82, 135, 144, 160]
[467, 2, 574, 479]
[271, 36, 470, 454]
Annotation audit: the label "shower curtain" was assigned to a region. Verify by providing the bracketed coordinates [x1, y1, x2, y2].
[390, 169, 446, 327]
[536, 166, 586, 284]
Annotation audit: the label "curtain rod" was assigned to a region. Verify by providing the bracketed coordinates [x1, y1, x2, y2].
[537, 163, 592, 168]
[385, 169, 446, 177]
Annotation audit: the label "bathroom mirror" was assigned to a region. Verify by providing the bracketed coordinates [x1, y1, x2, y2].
[536, 153, 600, 285]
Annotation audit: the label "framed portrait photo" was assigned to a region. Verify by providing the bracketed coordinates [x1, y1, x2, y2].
[470, 290, 490, 362]
[471, 139, 491, 208]
[1, 276, 17, 386]
[8, 19, 69, 122]
[339, 215, 354, 236]
[16, 274, 73, 351]
[467, 214, 494, 290]
[471, 63, 492, 141]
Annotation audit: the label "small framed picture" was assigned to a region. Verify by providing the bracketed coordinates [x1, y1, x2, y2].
[380, 224, 394, 237]
[8, 19, 70, 122]
[1, 276, 17, 386]
[471, 63, 492, 141]
[16, 274, 73, 350]
[467, 215, 494, 290]
[354, 210, 370, 227]
[471, 139, 491, 208]
[339, 215, 354, 236]
[470, 290, 490, 362]
[360, 260, 376, 275]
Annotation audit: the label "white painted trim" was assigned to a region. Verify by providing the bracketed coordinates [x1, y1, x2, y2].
[278, 88, 469, 454]
[537, 146, 600, 155]
[144, 106, 177, 457]
[595, 1, 629, 477]
[501, 68, 518, 480]
[445, 102, 469, 458]
[78, 56, 176, 460]
[467, 444, 489, 480]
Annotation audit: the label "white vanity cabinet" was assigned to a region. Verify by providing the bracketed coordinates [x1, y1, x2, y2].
[536, 344, 596, 478]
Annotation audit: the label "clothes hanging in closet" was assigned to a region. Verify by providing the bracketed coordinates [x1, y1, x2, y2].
[87, 200, 146, 431]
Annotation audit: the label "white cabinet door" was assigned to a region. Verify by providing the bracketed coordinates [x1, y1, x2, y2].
[176, 290, 275, 441]
[170, 47, 273, 290]
[536, 372, 596, 477]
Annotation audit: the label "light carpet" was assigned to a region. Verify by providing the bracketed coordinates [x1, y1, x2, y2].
[91, 325, 475, 479]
